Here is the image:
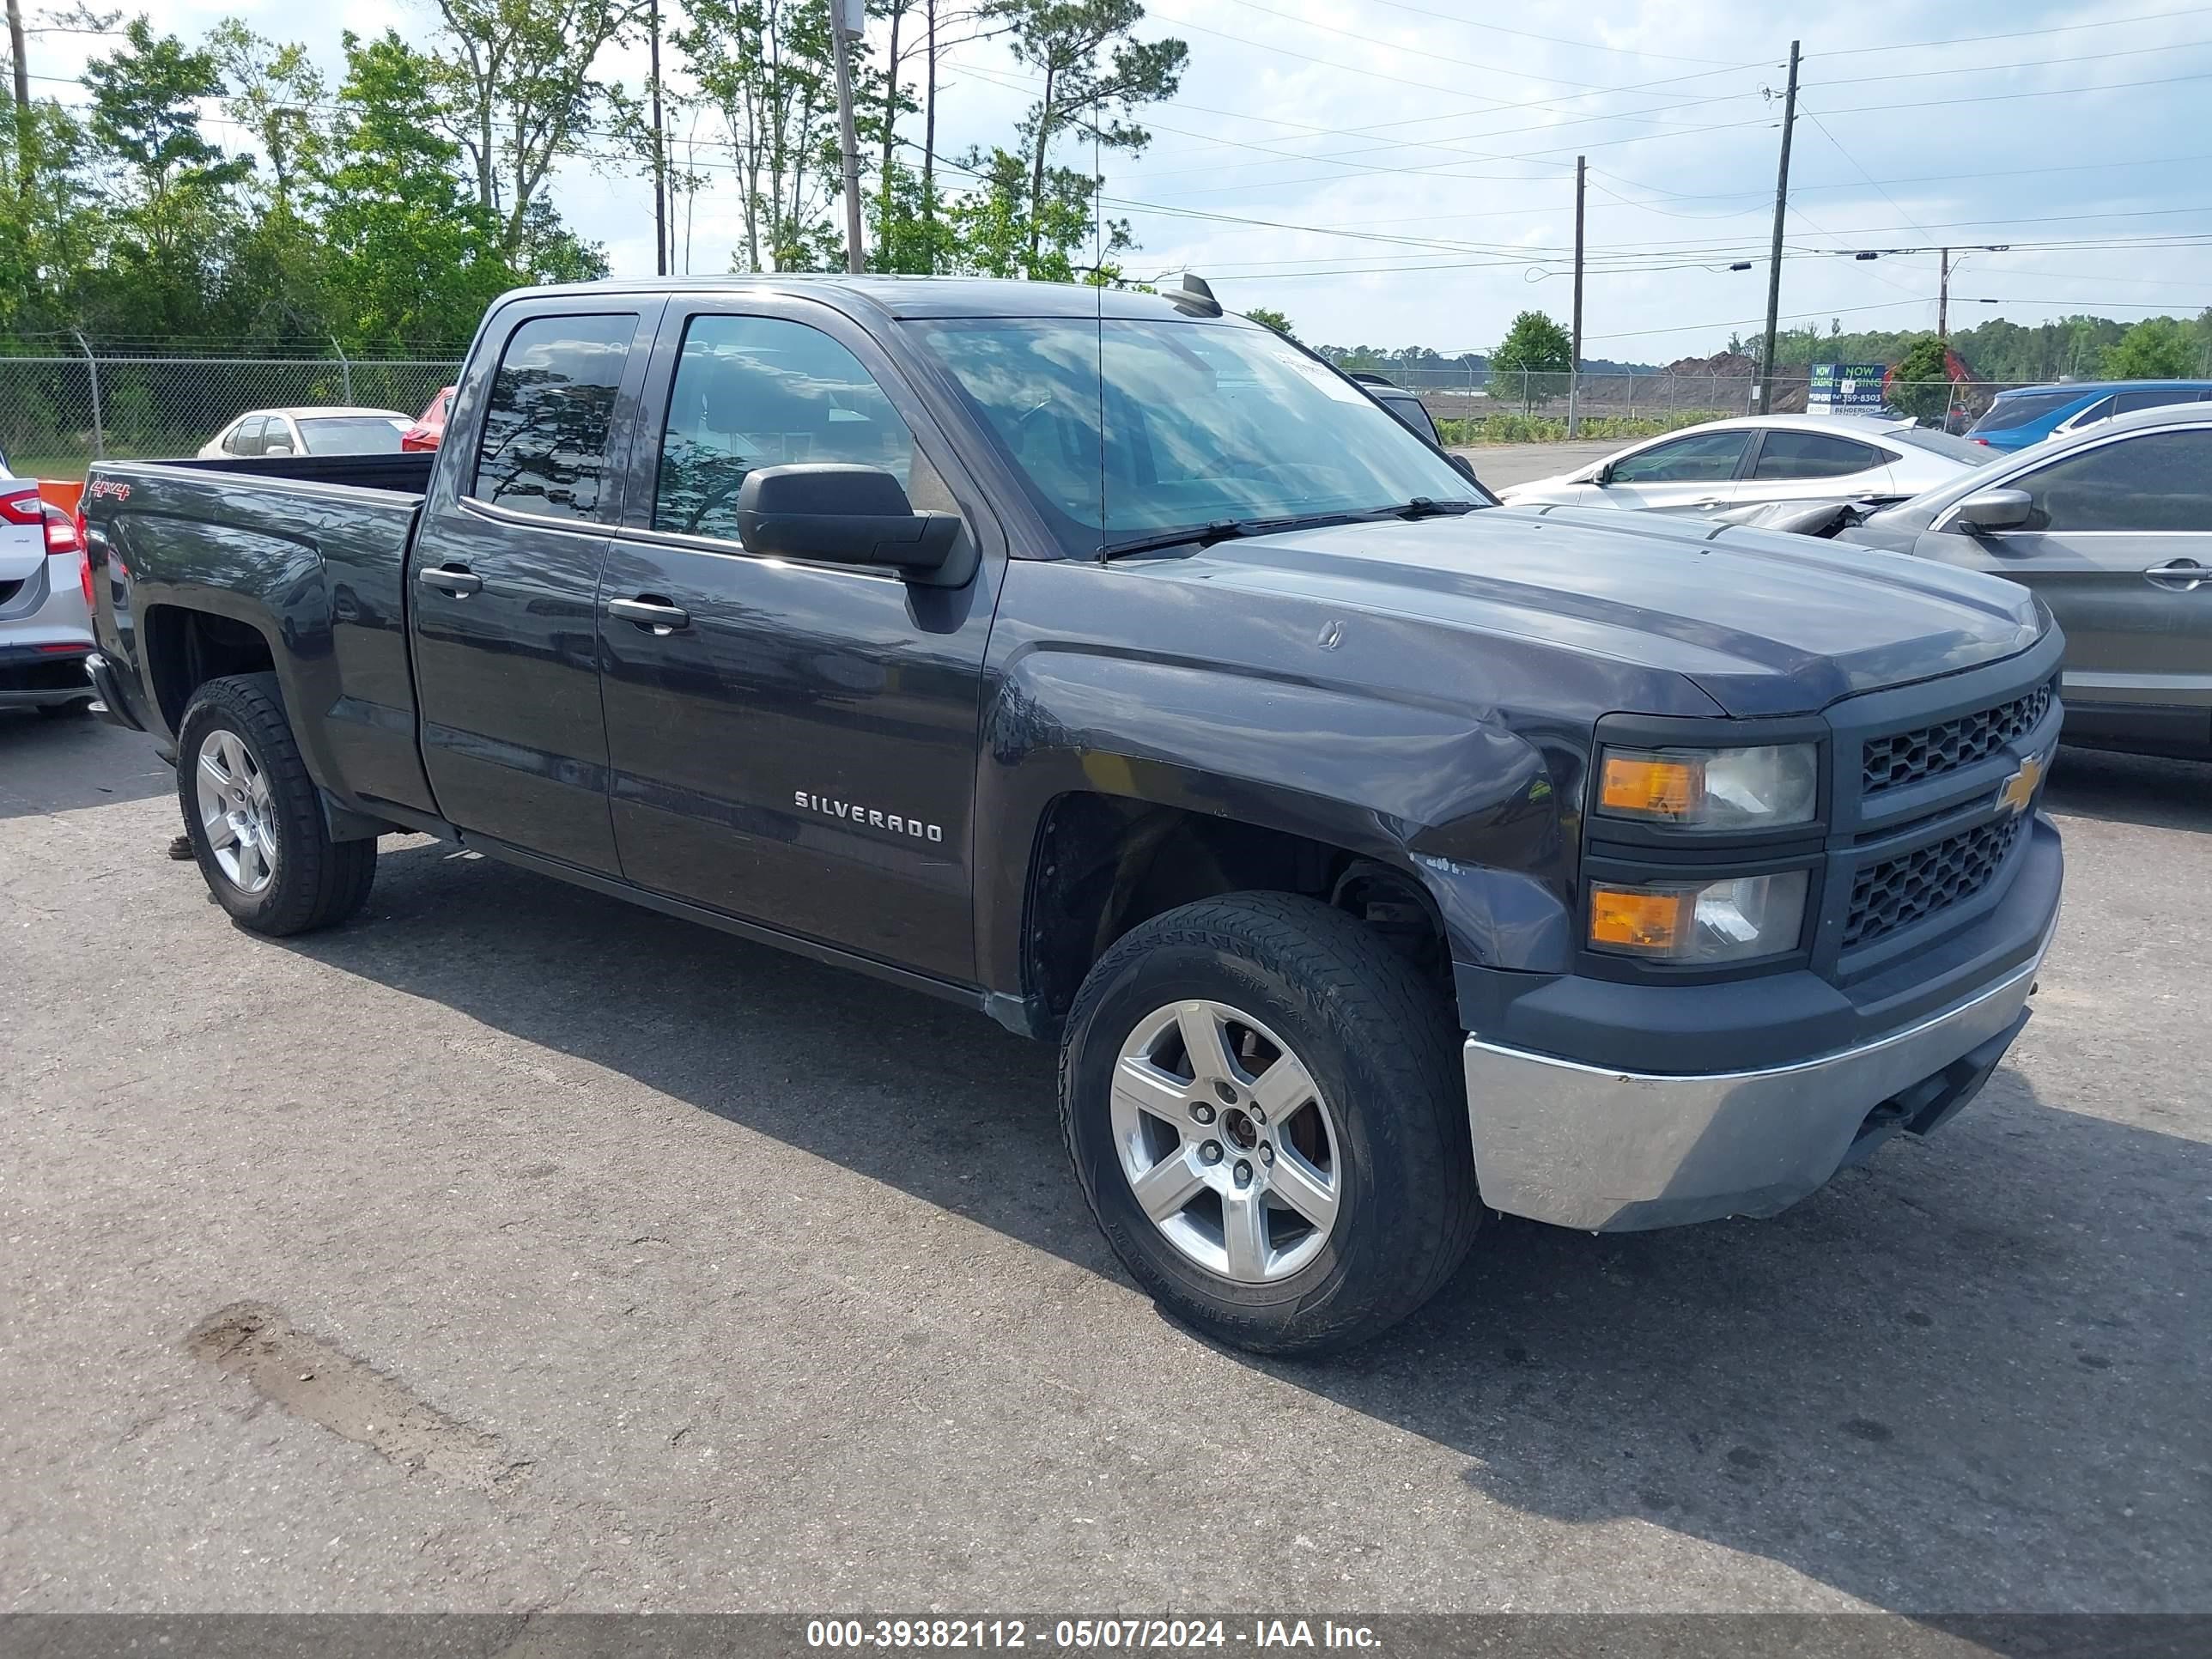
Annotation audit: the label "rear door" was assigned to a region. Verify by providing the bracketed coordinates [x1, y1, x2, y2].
[595, 297, 1000, 981]
[1595, 428, 1753, 514]
[409, 303, 659, 872]
[1738, 428, 1894, 510]
[1917, 420, 2212, 748]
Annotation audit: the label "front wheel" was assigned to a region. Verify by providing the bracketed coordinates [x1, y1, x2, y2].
[1060, 892, 1479, 1354]
[175, 672, 376, 936]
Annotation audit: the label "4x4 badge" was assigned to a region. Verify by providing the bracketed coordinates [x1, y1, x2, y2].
[1996, 750, 2047, 816]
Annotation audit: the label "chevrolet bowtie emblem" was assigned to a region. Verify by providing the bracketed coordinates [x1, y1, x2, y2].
[1996, 750, 2046, 816]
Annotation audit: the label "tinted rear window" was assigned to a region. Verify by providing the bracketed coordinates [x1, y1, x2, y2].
[1968, 390, 2091, 434]
[473, 313, 637, 521]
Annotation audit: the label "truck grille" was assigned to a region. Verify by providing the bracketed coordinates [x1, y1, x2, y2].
[1844, 814, 2023, 949]
[1862, 682, 2052, 796]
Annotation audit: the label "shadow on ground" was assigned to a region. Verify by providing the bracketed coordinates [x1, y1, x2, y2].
[2045, 744, 2212, 833]
[0, 708, 172, 819]
[271, 757, 2209, 1616]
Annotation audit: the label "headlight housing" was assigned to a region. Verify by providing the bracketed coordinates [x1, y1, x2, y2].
[1596, 743, 1819, 830]
[1588, 870, 1810, 964]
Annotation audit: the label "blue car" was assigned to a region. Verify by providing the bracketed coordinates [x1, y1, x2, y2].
[1966, 380, 2212, 452]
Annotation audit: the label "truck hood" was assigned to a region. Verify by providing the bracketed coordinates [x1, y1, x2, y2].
[1154, 505, 2044, 717]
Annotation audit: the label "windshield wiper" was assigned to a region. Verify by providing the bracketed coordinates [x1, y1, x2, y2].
[1383, 497, 1480, 520]
[1096, 519, 1257, 563]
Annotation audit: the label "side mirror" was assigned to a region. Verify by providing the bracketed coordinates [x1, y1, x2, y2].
[263, 442, 295, 457]
[1954, 487, 2033, 533]
[1448, 453, 1480, 485]
[1588, 463, 1613, 486]
[735, 463, 963, 577]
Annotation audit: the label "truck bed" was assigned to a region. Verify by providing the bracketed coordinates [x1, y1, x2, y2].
[148, 451, 437, 496]
[85, 453, 435, 817]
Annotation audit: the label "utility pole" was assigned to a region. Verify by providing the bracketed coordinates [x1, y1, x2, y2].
[7, 0, 32, 197]
[649, 0, 667, 276]
[831, 0, 867, 274]
[1937, 246, 1950, 339]
[1568, 155, 1586, 437]
[1758, 40, 1800, 417]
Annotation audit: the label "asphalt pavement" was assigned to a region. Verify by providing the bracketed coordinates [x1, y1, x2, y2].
[1453, 441, 1619, 492]
[2, 695, 2207, 1615]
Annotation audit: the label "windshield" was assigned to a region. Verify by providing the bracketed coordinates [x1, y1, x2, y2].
[915, 317, 1486, 556]
[1887, 427, 1995, 464]
[1967, 390, 2090, 434]
[297, 416, 405, 454]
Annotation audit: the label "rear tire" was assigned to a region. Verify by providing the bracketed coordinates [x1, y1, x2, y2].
[175, 672, 376, 937]
[1060, 891, 1479, 1354]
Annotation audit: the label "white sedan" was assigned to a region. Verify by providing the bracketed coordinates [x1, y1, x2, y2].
[198, 406, 410, 459]
[1498, 413, 1990, 519]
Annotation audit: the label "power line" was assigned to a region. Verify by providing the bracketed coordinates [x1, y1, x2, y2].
[1818, 3, 2212, 56]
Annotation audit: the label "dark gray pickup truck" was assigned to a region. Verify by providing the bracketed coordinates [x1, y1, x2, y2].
[82, 276, 2064, 1352]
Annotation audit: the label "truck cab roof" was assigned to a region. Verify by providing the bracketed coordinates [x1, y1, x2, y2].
[510, 274, 1243, 323]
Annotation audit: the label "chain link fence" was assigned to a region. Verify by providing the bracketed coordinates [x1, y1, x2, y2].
[1381, 367, 2151, 441]
[0, 350, 465, 479]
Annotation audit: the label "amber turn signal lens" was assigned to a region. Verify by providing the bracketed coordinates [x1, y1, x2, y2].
[1589, 885, 1689, 951]
[1599, 754, 1702, 820]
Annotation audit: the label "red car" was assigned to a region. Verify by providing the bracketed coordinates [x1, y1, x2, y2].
[400, 386, 456, 452]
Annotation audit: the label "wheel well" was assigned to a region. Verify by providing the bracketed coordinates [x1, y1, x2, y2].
[144, 605, 276, 734]
[1022, 793, 1449, 1036]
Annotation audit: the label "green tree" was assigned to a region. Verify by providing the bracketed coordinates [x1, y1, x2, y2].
[1243, 305, 1293, 337]
[2101, 316, 2200, 380]
[1888, 333, 1954, 422]
[679, 0, 884, 271]
[431, 0, 646, 264]
[81, 17, 251, 337]
[985, 0, 1184, 275]
[316, 29, 515, 349]
[945, 142, 1126, 281]
[1489, 309, 1571, 409]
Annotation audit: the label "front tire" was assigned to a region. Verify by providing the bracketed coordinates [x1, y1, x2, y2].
[1061, 892, 1479, 1354]
[175, 672, 376, 937]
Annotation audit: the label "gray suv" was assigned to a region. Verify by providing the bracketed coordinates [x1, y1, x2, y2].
[0, 476, 96, 718]
[1838, 401, 2212, 759]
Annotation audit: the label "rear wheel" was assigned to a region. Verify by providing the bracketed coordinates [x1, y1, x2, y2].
[175, 672, 376, 936]
[1061, 892, 1479, 1354]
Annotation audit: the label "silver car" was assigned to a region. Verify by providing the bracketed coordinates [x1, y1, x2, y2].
[0, 473, 95, 718]
[1837, 401, 2212, 760]
[1500, 413, 1989, 519]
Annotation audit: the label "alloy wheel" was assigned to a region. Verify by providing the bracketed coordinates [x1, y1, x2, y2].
[1109, 999, 1344, 1283]
[194, 729, 277, 895]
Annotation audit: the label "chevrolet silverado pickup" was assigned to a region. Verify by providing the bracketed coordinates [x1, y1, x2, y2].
[81, 276, 2066, 1352]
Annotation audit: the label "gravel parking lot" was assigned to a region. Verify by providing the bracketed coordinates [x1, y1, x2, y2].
[3, 708, 2207, 1615]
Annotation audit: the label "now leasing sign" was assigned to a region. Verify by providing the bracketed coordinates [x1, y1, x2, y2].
[1809, 362, 1890, 413]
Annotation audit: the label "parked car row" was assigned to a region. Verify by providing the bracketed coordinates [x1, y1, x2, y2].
[1490, 392, 2212, 763]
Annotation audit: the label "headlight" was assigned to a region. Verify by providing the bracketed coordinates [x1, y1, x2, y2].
[1588, 870, 1809, 963]
[1596, 743, 1819, 830]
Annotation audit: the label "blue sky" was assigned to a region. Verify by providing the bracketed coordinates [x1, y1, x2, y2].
[67, 1, 2212, 357]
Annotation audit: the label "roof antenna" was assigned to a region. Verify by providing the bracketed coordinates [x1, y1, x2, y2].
[1170, 272, 1221, 317]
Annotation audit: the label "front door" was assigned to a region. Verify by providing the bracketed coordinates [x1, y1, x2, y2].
[410, 306, 657, 872]
[1596, 428, 1753, 514]
[1917, 420, 2212, 749]
[595, 300, 1000, 981]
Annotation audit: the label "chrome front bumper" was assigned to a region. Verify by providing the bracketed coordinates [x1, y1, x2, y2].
[1462, 924, 2055, 1232]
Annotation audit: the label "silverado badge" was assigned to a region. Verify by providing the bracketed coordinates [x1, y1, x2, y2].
[1996, 750, 2047, 817]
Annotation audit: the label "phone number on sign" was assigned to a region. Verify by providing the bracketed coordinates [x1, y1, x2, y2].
[805, 1620, 1232, 1649]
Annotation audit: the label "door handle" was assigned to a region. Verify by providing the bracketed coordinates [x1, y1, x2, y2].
[1694, 498, 1724, 510]
[608, 596, 690, 634]
[2144, 559, 2208, 592]
[417, 563, 482, 597]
